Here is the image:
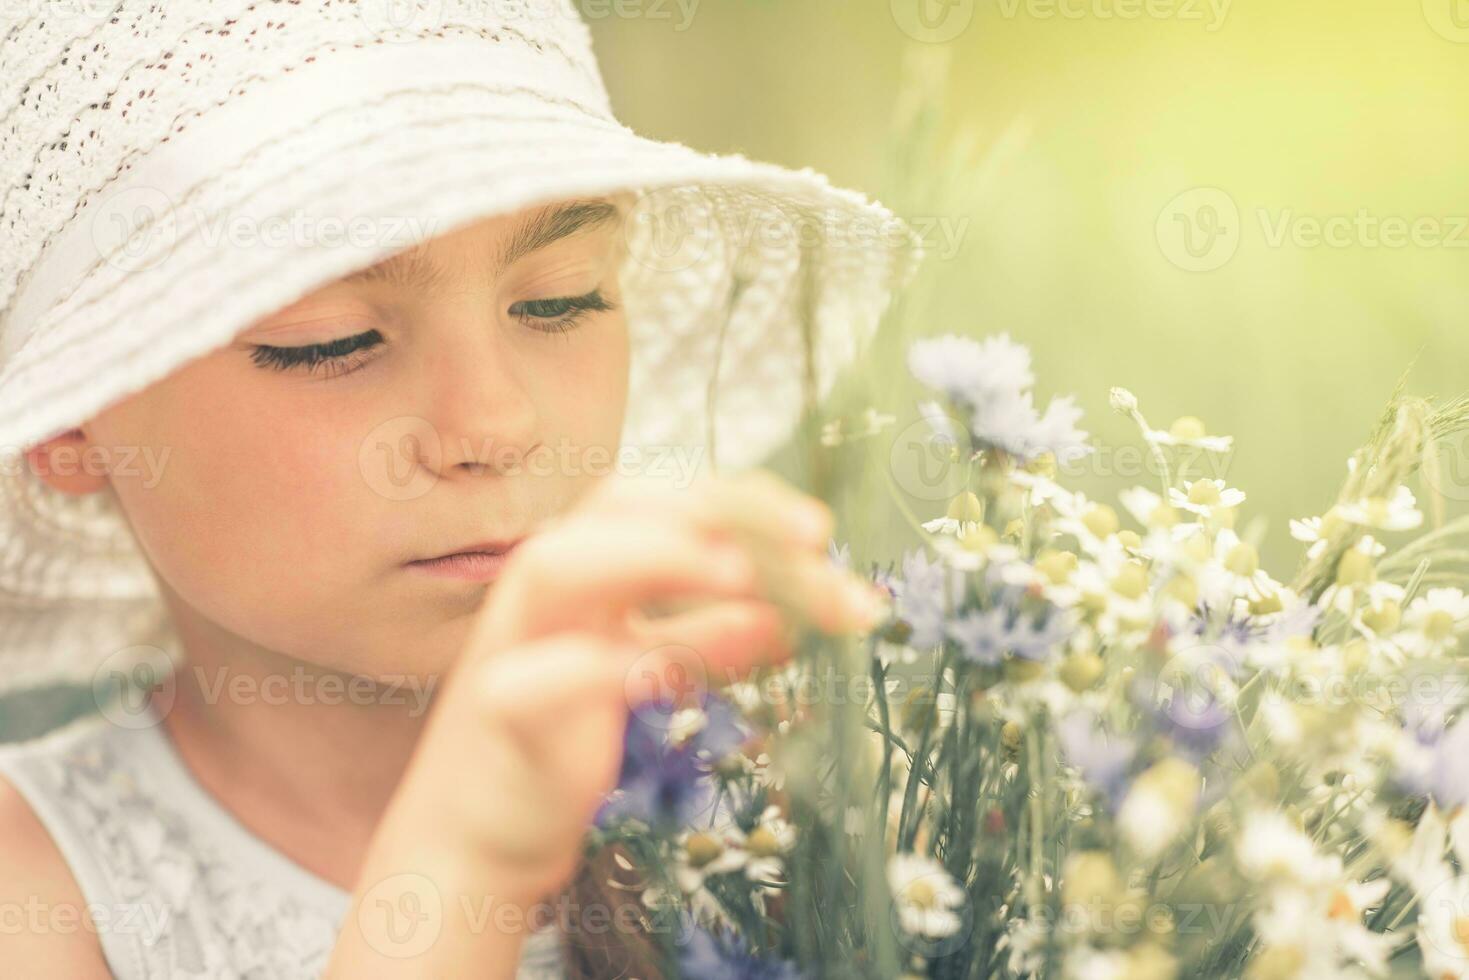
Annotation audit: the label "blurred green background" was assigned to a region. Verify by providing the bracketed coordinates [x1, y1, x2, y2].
[591, 0, 1469, 573]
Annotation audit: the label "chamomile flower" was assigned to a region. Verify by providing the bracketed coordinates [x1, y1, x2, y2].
[1198, 528, 1280, 605]
[672, 828, 750, 894]
[1333, 485, 1423, 533]
[1169, 478, 1246, 520]
[1401, 588, 1469, 657]
[740, 805, 797, 888]
[887, 853, 966, 939]
[1290, 515, 1331, 561]
[1145, 415, 1234, 453]
[1317, 535, 1388, 615]
[1417, 875, 1469, 980]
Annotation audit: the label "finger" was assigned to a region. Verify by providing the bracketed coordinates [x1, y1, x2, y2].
[626, 598, 794, 683]
[574, 469, 835, 552]
[471, 632, 630, 732]
[744, 544, 891, 636]
[473, 519, 762, 653]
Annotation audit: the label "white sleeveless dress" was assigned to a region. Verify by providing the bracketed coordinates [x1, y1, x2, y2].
[0, 700, 568, 979]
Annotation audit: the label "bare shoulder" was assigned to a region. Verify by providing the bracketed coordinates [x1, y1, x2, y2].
[0, 768, 114, 978]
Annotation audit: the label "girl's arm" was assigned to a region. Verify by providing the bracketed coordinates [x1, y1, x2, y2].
[0, 773, 116, 978]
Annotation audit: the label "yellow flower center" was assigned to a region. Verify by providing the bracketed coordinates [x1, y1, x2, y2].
[1188, 481, 1222, 507]
[1326, 889, 1356, 921]
[1082, 504, 1120, 540]
[1334, 549, 1374, 587]
[745, 827, 783, 858]
[1035, 550, 1078, 585]
[1149, 503, 1180, 528]
[1225, 542, 1259, 578]
[1111, 562, 1149, 600]
[1249, 591, 1283, 616]
[1169, 416, 1208, 441]
[1452, 915, 1469, 952]
[1425, 609, 1457, 642]
[1361, 600, 1401, 634]
[1059, 653, 1105, 693]
[684, 832, 724, 868]
[903, 879, 938, 909]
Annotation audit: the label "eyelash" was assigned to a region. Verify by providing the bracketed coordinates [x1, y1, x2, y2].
[249, 289, 615, 376]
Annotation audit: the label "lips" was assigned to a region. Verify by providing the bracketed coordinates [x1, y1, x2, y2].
[405, 538, 524, 582]
[414, 539, 523, 563]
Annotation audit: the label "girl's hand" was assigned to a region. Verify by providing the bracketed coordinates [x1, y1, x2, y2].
[389, 469, 888, 900]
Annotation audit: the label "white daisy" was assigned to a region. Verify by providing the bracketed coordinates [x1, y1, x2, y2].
[1402, 588, 1469, 657]
[887, 852, 966, 939]
[1169, 478, 1246, 520]
[1333, 485, 1423, 533]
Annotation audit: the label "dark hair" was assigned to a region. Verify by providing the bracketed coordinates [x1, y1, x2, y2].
[559, 845, 669, 980]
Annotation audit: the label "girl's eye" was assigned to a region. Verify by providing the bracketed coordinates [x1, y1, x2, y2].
[250, 329, 384, 378]
[509, 289, 615, 334]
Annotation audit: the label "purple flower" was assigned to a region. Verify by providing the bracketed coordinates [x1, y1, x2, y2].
[892, 548, 967, 650]
[946, 585, 1070, 665]
[1057, 710, 1138, 810]
[906, 334, 1091, 465]
[946, 606, 1010, 666]
[1396, 706, 1469, 808]
[598, 694, 749, 831]
[677, 923, 806, 980]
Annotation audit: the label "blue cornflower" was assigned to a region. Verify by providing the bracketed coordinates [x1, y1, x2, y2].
[598, 694, 749, 831]
[1005, 601, 1073, 662]
[676, 923, 807, 980]
[907, 334, 1091, 465]
[892, 548, 967, 650]
[907, 333, 1033, 405]
[946, 606, 1010, 666]
[946, 584, 1070, 666]
[1056, 709, 1138, 811]
[1396, 705, 1469, 809]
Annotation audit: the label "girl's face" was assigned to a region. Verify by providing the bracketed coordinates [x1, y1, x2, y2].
[46, 198, 632, 682]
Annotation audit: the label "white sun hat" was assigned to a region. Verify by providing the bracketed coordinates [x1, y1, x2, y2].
[0, 0, 922, 695]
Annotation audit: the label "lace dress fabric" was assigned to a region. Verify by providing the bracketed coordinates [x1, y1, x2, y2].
[0, 703, 567, 978]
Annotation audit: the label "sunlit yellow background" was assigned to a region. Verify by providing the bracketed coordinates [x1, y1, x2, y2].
[592, 0, 1469, 573]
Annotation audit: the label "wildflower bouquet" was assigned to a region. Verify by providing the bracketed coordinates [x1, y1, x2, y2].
[589, 331, 1469, 979]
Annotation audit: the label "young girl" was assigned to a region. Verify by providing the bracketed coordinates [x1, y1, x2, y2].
[0, 3, 918, 977]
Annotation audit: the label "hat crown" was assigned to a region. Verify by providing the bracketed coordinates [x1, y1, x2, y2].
[0, 0, 614, 346]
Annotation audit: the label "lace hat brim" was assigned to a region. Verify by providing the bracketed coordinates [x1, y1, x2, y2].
[0, 35, 922, 696]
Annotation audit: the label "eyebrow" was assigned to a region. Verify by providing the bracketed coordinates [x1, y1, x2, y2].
[342, 200, 622, 292]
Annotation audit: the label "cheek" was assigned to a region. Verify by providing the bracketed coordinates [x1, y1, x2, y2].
[95, 364, 376, 600]
[550, 313, 629, 447]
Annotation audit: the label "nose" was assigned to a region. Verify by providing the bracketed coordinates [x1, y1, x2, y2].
[415, 313, 540, 479]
